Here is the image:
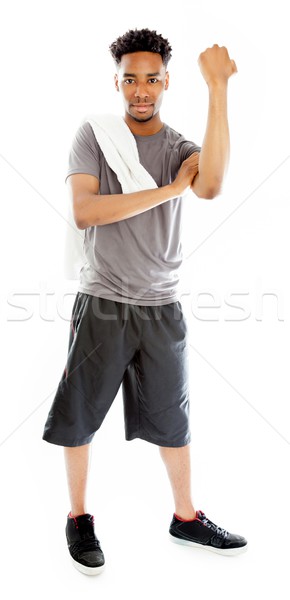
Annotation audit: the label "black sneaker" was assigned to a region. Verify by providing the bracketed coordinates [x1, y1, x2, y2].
[66, 513, 105, 575]
[169, 510, 248, 556]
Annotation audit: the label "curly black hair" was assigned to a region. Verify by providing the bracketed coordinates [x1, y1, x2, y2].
[109, 28, 172, 68]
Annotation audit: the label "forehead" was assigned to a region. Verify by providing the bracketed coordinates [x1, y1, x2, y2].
[118, 51, 165, 75]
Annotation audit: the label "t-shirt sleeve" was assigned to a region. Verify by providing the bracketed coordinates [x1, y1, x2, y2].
[65, 121, 101, 184]
[179, 139, 201, 163]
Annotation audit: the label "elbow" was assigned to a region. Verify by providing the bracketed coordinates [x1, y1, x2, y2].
[74, 210, 105, 228]
[202, 176, 224, 199]
[195, 185, 222, 200]
[73, 209, 88, 230]
[76, 220, 87, 230]
[203, 187, 221, 200]
[72, 199, 104, 228]
[191, 173, 223, 200]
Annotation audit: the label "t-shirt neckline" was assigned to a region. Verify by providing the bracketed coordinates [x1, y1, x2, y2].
[132, 123, 167, 141]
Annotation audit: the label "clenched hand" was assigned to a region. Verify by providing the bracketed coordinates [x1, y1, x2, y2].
[198, 44, 237, 87]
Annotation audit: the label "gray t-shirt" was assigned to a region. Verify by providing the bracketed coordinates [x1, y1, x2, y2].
[65, 120, 200, 305]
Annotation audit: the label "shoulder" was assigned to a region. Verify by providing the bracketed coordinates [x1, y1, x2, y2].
[163, 123, 186, 140]
[73, 120, 100, 153]
[164, 123, 201, 160]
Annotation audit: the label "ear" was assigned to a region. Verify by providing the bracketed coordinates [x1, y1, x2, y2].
[114, 73, 119, 92]
[164, 71, 169, 90]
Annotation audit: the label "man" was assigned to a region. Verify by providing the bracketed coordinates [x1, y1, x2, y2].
[43, 28, 247, 575]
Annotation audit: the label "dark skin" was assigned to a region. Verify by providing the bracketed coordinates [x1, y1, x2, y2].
[114, 51, 169, 136]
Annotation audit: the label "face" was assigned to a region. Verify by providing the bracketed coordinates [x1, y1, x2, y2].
[114, 52, 169, 124]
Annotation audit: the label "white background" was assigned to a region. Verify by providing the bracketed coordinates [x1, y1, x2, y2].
[1, 0, 289, 597]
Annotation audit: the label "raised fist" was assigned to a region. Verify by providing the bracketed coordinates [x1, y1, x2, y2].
[198, 44, 237, 87]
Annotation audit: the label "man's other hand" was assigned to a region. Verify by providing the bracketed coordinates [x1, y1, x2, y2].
[172, 152, 199, 196]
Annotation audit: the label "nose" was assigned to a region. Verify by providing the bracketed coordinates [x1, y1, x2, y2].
[134, 83, 149, 99]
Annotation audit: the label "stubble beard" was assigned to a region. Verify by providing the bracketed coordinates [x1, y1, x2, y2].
[127, 102, 156, 124]
[129, 113, 154, 123]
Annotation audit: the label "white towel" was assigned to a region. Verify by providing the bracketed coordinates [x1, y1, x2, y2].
[63, 113, 158, 279]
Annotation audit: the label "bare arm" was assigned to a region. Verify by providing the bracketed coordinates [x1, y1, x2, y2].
[191, 44, 237, 200]
[67, 152, 199, 228]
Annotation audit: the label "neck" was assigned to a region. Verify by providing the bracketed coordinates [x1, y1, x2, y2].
[124, 112, 164, 136]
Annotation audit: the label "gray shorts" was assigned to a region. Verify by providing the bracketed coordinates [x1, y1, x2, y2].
[42, 292, 191, 447]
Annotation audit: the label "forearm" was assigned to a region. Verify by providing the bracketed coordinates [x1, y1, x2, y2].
[78, 183, 179, 228]
[193, 83, 230, 198]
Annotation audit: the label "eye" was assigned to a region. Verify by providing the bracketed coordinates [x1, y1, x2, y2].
[148, 78, 159, 84]
[124, 79, 135, 84]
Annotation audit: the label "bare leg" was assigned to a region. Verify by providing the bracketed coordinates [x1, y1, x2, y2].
[64, 443, 91, 517]
[159, 443, 196, 520]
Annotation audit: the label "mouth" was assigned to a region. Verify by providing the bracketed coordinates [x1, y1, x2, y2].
[131, 104, 153, 113]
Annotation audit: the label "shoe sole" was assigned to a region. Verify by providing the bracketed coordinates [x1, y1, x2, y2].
[70, 556, 105, 575]
[169, 533, 248, 556]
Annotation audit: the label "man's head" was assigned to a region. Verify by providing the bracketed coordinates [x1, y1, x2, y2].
[109, 28, 172, 68]
[109, 29, 172, 125]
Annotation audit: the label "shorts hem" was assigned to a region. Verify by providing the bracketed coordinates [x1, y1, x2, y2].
[125, 431, 191, 448]
[42, 432, 95, 447]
